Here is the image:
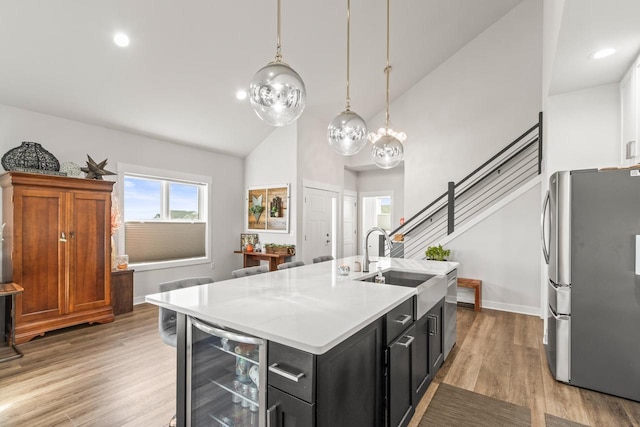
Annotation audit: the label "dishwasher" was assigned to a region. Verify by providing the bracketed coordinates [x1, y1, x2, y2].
[443, 269, 457, 360]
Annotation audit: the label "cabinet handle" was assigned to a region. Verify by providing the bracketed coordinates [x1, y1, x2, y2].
[394, 314, 412, 325]
[428, 315, 438, 336]
[269, 363, 305, 382]
[59, 232, 67, 242]
[267, 404, 278, 427]
[396, 335, 414, 348]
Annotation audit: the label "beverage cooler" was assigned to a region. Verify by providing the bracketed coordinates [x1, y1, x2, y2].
[186, 317, 267, 427]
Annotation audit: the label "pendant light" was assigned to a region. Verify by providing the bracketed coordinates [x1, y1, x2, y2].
[249, 0, 306, 127]
[327, 0, 368, 156]
[368, 0, 405, 169]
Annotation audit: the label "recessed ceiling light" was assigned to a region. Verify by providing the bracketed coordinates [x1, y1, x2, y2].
[113, 32, 130, 48]
[236, 90, 248, 100]
[590, 48, 615, 60]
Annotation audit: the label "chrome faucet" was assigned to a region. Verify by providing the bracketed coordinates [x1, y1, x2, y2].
[363, 226, 393, 273]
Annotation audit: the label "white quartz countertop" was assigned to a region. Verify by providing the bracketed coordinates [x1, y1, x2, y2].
[145, 256, 458, 354]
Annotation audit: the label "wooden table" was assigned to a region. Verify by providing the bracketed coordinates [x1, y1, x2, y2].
[233, 251, 293, 272]
[0, 283, 24, 362]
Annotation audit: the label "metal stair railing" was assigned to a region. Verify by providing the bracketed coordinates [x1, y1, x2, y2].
[387, 112, 543, 259]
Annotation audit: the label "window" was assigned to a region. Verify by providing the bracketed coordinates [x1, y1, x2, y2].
[119, 165, 210, 268]
[376, 196, 392, 231]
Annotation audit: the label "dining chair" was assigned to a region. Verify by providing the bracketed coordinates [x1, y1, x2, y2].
[312, 255, 334, 263]
[277, 261, 305, 270]
[231, 265, 270, 278]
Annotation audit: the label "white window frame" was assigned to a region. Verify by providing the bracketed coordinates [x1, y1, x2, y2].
[117, 162, 212, 272]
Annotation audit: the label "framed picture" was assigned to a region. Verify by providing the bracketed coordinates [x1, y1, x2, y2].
[240, 233, 259, 251]
[247, 184, 290, 233]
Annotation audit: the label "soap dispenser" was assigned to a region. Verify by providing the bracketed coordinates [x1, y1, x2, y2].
[374, 266, 385, 284]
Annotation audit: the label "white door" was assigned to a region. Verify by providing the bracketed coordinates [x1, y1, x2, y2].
[303, 187, 337, 265]
[343, 194, 357, 257]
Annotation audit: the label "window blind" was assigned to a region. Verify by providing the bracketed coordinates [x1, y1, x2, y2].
[125, 222, 206, 263]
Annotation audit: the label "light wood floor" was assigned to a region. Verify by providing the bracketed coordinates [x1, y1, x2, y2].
[409, 307, 640, 427]
[1, 304, 639, 426]
[0, 304, 176, 427]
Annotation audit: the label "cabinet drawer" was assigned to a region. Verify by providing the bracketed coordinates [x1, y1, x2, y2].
[386, 298, 415, 345]
[268, 341, 316, 403]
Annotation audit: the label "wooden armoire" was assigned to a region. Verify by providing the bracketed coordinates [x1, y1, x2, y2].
[1, 172, 114, 344]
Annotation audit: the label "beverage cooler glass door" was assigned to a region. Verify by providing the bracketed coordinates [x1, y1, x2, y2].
[187, 317, 267, 427]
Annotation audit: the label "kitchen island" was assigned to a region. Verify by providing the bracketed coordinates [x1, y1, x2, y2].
[146, 256, 458, 427]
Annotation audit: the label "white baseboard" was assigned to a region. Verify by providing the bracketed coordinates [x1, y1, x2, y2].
[133, 296, 146, 305]
[457, 294, 540, 317]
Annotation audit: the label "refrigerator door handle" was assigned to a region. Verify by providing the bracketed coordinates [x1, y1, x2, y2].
[541, 190, 550, 264]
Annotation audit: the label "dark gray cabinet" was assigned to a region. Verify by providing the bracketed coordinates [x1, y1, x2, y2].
[267, 318, 384, 427]
[428, 298, 444, 374]
[412, 312, 432, 401]
[267, 386, 315, 427]
[384, 297, 416, 427]
[175, 294, 448, 427]
[387, 324, 416, 427]
[412, 297, 445, 405]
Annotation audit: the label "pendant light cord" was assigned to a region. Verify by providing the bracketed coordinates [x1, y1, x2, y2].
[275, 0, 283, 62]
[345, 0, 352, 111]
[385, 0, 391, 130]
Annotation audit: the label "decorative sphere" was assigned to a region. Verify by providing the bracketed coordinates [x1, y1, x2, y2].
[327, 110, 368, 155]
[371, 134, 404, 169]
[249, 61, 306, 126]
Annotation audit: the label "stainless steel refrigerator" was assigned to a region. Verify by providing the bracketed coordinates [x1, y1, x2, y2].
[542, 169, 640, 402]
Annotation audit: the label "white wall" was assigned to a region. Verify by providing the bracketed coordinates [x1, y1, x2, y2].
[545, 83, 620, 176]
[298, 114, 347, 188]
[244, 125, 298, 250]
[0, 104, 244, 302]
[344, 168, 357, 192]
[341, 0, 544, 315]
[349, 0, 542, 218]
[446, 183, 542, 315]
[542, 0, 566, 101]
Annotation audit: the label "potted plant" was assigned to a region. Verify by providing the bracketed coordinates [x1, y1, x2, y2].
[425, 244, 450, 261]
[249, 204, 265, 223]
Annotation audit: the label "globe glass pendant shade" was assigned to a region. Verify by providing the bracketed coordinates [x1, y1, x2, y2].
[371, 134, 404, 169]
[249, 61, 306, 126]
[327, 110, 368, 155]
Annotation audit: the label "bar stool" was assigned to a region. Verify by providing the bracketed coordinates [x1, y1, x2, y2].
[1, 283, 24, 362]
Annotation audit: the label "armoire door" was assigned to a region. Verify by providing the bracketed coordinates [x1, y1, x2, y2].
[13, 187, 66, 323]
[68, 190, 112, 312]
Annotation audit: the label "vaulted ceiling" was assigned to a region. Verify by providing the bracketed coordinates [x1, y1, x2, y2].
[1, 0, 638, 158]
[0, 0, 522, 157]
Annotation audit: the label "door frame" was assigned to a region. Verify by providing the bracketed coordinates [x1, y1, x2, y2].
[343, 190, 358, 257]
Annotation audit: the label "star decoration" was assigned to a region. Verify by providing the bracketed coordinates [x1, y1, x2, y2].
[81, 155, 116, 180]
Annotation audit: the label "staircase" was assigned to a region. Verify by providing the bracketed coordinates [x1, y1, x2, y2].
[388, 112, 543, 260]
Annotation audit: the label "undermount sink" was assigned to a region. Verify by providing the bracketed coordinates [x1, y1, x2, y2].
[358, 269, 435, 288]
